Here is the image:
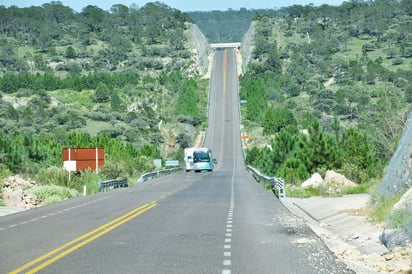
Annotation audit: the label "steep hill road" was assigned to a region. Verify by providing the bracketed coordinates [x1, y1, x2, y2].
[0, 48, 351, 274]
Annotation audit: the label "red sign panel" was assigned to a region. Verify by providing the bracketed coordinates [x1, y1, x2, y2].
[62, 148, 104, 172]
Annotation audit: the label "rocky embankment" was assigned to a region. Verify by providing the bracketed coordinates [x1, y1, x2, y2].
[2, 175, 40, 209]
[377, 111, 412, 249]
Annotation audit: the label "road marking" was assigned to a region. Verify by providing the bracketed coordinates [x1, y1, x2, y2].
[222, 197, 235, 273]
[0, 197, 110, 232]
[10, 202, 157, 274]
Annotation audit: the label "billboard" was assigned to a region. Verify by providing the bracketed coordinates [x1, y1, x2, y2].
[62, 148, 104, 172]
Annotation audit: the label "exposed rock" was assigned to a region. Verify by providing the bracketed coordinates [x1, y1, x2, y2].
[380, 228, 411, 250]
[376, 111, 412, 248]
[324, 170, 357, 187]
[188, 23, 210, 76]
[378, 111, 412, 198]
[240, 21, 255, 74]
[380, 187, 412, 250]
[392, 187, 412, 212]
[2, 175, 40, 209]
[301, 170, 357, 195]
[322, 170, 357, 194]
[301, 172, 324, 188]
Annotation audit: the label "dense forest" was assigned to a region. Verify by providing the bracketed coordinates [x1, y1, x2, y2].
[240, 0, 412, 193]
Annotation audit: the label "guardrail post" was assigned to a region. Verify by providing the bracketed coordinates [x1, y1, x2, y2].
[272, 177, 286, 199]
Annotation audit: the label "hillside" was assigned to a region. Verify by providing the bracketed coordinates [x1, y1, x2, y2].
[0, 2, 211, 192]
[238, 1, 412, 247]
[240, 1, 411, 182]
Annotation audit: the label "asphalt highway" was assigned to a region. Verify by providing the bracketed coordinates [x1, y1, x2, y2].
[0, 49, 353, 274]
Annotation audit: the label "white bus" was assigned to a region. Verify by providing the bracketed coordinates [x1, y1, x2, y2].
[193, 148, 216, 173]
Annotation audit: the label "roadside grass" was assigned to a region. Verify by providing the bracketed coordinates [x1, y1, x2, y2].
[341, 180, 377, 195]
[0, 164, 12, 206]
[283, 179, 377, 198]
[28, 185, 79, 205]
[0, 179, 4, 205]
[285, 185, 321, 198]
[370, 193, 403, 223]
[34, 167, 102, 199]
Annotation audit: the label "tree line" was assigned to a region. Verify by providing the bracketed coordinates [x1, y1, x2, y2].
[0, 2, 191, 74]
[0, 130, 160, 179]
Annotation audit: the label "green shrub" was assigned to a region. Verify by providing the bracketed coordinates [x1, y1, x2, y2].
[35, 166, 69, 187]
[370, 194, 402, 223]
[28, 185, 79, 204]
[340, 179, 376, 195]
[264, 182, 272, 190]
[0, 164, 12, 206]
[0, 163, 12, 179]
[34, 167, 102, 195]
[71, 170, 101, 195]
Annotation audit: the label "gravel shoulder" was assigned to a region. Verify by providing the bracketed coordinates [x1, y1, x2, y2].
[282, 194, 412, 274]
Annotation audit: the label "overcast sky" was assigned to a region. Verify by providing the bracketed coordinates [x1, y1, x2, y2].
[2, 0, 345, 12]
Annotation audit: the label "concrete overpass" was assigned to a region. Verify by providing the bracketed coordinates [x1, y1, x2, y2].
[210, 42, 241, 50]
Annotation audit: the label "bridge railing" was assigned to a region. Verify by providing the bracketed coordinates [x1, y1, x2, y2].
[246, 165, 285, 199]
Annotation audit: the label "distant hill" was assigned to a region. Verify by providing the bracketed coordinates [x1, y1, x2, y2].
[187, 8, 277, 43]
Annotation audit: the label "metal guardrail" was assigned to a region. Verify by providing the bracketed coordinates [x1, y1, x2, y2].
[137, 168, 182, 183]
[246, 165, 285, 198]
[98, 168, 182, 192]
[98, 179, 128, 192]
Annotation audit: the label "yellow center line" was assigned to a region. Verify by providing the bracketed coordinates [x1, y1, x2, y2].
[10, 202, 157, 274]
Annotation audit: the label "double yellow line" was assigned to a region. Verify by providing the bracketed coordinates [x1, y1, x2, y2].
[10, 202, 157, 274]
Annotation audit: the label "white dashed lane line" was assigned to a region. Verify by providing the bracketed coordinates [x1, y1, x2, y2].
[0, 197, 108, 231]
[222, 200, 235, 274]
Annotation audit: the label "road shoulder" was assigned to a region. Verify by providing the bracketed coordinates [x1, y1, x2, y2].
[281, 194, 412, 274]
